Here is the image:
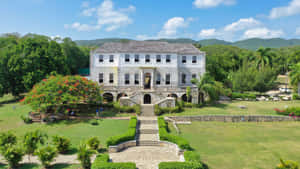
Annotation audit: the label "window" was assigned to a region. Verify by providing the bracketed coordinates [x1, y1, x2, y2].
[192, 74, 197, 79]
[109, 73, 114, 84]
[192, 56, 197, 63]
[166, 74, 171, 85]
[99, 73, 104, 83]
[156, 73, 161, 85]
[145, 55, 150, 63]
[182, 56, 187, 64]
[125, 74, 130, 85]
[99, 55, 104, 63]
[156, 55, 161, 63]
[181, 73, 186, 84]
[135, 54, 139, 62]
[135, 73, 139, 85]
[166, 55, 171, 63]
[109, 55, 114, 63]
[125, 54, 130, 62]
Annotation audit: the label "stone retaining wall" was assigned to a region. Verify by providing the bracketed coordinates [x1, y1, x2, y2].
[108, 140, 137, 153]
[168, 115, 298, 122]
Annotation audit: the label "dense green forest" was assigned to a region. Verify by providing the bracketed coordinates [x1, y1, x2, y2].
[0, 33, 90, 97]
[0, 33, 300, 98]
[75, 38, 300, 50]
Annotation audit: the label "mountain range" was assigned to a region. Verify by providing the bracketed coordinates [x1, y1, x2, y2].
[75, 38, 300, 50]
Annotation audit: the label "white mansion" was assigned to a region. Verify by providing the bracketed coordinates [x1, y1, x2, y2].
[90, 41, 205, 107]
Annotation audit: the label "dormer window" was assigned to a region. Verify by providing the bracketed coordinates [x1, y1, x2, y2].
[166, 55, 171, 63]
[192, 56, 197, 63]
[135, 54, 139, 62]
[99, 55, 104, 63]
[125, 54, 130, 62]
[182, 56, 187, 64]
[145, 55, 150, 63]
[109, 55, 114, 63]
[156, 55, 161, 63]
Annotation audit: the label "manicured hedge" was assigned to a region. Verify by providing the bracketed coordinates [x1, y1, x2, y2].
[184, 151, 201, 163]
[92, 154, 136, 169]
[113, 103, 141, 115]
[159, 162, 204, 169]
[106, 117, 137, 146]
[155, 105, 181, 116]
[158, 117, 191, 150]
[231, 92, 257, 100]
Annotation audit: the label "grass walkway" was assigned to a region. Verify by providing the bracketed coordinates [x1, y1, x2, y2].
[174, 121, 300, 169]
[164, 100, 300, 116]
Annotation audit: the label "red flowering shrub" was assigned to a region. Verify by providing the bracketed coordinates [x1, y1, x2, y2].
[23, 75, 102, 113]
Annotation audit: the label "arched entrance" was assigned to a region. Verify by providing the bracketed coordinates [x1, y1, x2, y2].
[168, 93, 178, 100]
[144, 73, 151, 89]
[182, 94, 192, 102]
[103, 93, 114, 103]
[144, 94, 151, 104]
[117, 93, 128, 101]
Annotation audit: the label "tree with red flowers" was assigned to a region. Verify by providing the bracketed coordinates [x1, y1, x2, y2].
[23, 75, 102, 113]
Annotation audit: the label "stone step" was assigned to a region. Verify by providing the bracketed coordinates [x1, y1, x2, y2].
[138, 129, 159, 134]
[137, 134, 159, 141]
[138, 120, 157, 124]
[139, 124, 158, 130]
[136, 140, 160, 146]
[141, 104, 155, 117]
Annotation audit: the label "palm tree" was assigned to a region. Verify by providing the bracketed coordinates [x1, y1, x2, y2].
[289, 63, 300, 94]
[191, 73, 224, 103]
[254, 47, 274, 70]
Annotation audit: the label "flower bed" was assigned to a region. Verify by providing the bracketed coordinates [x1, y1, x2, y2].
[275, 107, 300, 117]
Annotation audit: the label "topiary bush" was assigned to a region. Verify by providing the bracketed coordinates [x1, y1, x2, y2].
[1, 144, 24, 169]
[276, 159, 299, 169]
[159, 162, 204, 169]
[92, 154, 136, 169]
[52, 135, 71, 154]
[86, 137, 101, 151]
[106, 116, 137, 146]
[158, 117, 192, 150]
[35, 145, 58, 169]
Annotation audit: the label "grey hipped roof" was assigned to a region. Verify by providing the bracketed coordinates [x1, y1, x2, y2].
[93, 41, 204, 55]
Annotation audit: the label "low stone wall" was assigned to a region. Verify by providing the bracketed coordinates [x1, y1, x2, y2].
[158, 140, 185, 156]
[108, 140, 137, 153]
[168, 115, 297, 122]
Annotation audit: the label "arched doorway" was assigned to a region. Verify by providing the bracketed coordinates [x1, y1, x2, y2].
[144, 73, 151, 89]
[103, 93, 114, 103]
[168, 93, 178, 100]
[117, 93, 128, 101]
[182, 94, 192, 102]
[144, 94, 151, 104]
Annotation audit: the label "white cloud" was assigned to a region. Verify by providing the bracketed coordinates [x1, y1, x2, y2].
[193, 0, 235, 8]
[243, 28, 284, 39]
[296, 27, 300, 35]
[270, 0, 300, 19]
[66, 0, 135, 32]
[158, 17, 191, 37]
[198, 29, 218, 38]
[224, 17, 261, 32]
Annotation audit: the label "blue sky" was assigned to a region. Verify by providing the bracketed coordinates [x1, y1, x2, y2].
[1, 0, 300, 41]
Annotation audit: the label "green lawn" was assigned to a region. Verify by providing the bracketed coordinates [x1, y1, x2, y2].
[164, 100, 300, 116]
[174, 122, 300, 169]
[0, 95, 129, 153]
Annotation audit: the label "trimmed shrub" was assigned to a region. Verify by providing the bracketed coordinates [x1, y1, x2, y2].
[159, 162, 204, 169]
[158, 117, 191, 150]
[231, 92, 256, 100]
[23, 130, 48, 159]
[52, 136, 71, 154]
[1, 144, 24, 169]
[113, 102, 141, 115]
[155, 105, 182, 116]
[184, 151, 201, 163]
[20, 115, 33, 124]
[87, 137, 100, 150]
[35, 145, 58, 169]
[106, 116, 137, 146]
[90, 119, 99, 126]
[0, 132, 17, 149]
[92, 154, 136, 169]
[276, 159, 299, 169]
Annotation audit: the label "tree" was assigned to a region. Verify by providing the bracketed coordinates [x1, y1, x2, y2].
[254, 47, 274, 70]
[35, 146, 58, 169]
[191, 73, 225, 103]
[23, 130, 47, 161]
[52, 136, 71, 154]
[0, 132, 17, 148]
[1, 145, 24, 169]
[86, 137, 100, 151]
[77, 142, 95, 169]
[290, 63, 300, 93]
[23, 75, 102, 114]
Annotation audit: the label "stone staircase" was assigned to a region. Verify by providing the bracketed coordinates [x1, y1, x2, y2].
[140, 104, 155, 117]
[137, 116, 160, 146]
